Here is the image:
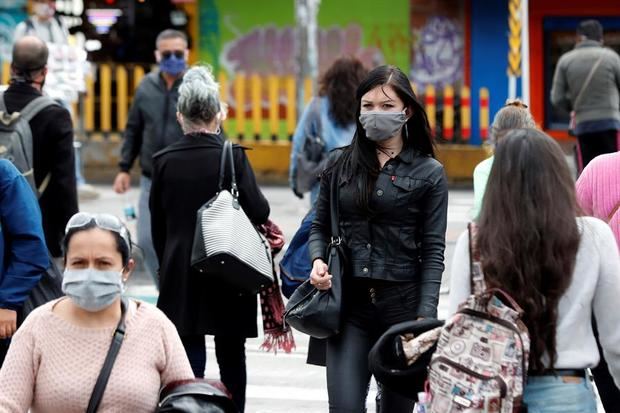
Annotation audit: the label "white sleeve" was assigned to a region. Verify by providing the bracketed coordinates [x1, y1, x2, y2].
[448, 230, 472, 316]
[591, 220, 620, 387]
[13, 22, 28, 41]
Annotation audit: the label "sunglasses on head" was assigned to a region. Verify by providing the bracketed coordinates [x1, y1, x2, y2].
[161, 50, 185, 60]
[504, 99, 528, 109]
[65, 212, 131, 251]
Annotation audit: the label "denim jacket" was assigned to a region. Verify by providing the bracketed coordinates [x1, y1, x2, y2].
[308, 147, 448, 318]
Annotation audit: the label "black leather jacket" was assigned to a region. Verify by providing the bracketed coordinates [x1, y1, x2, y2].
[308, 146, 448, 318]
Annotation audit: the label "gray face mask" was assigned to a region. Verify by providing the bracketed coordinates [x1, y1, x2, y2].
[359, 110, 408, 141]
[62, 268, 124, 312]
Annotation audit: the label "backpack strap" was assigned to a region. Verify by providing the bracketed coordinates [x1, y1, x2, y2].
[18, 96, 58, 122]
[467, 222, 486, 295]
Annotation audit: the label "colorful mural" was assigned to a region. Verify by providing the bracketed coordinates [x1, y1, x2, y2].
[199, 0, 410, 76]
[409, 0, 465, 88]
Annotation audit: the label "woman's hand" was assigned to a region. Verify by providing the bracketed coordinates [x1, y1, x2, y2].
[310, 258, 332, 290]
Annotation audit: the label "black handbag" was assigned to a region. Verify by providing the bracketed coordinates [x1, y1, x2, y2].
[157, 379, 237, 413]
[284, 163, 345, 339]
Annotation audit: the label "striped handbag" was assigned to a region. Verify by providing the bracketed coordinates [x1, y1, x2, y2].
[190, 140, 273, 294]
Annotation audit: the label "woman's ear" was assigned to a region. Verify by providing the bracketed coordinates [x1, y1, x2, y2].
[122, 258, 136, 282]
[404, 106, 413, 120]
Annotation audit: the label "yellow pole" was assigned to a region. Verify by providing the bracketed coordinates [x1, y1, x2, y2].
[84, 72, 95, 132]
[100, 64, 112, 133]
[1, 61, 10, 85]
[133, 65, 145, 92]
[285, 75, 296, 140]
[234, 74, 246, 140]
[480, 87, 490, 141]
[218, 71, 229, 130]
[303, 76, 313, 106]
[424, 84, 436, 135]
[442, 85, 455, 140]
[460, 86, 471, 141]
[267, 75, 279, 141]
[250, 74, 262, 141]
[116, 65, 128, 130]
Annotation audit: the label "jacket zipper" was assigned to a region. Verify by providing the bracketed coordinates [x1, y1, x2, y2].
[458, 308, 528, 387]
[431, 356, 508, 398]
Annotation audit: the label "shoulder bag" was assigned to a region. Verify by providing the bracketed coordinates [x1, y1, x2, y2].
[86, 297, 128, 413]
[568, 55, 604, 135]
[284, 163, 345, 339]
[295, 98, 326, 194]
[157, 379, 237, 413]
[190, 140, 273, 294]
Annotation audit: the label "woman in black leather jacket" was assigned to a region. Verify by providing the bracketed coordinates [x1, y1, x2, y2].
[308, 65, 448, 412]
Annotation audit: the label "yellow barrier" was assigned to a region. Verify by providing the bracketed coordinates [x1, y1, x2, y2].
[250, 74, 262, 140]
[303, 77, 313, 106]
[233, 74, 246, 139]
[133, 66, 145, 92]
[424, 85, 436, 134]
[442, 85, 455, 140]
[285, 75, 296, 139]
[100, 64, 112, 132]
[480, 87, 490, 141]
[84, 73, 95, 132]
[1, 61, 10, 85]
[267, 75, 279, 140]
[460, 86, 471, 141]
[116, 66, 128, 130]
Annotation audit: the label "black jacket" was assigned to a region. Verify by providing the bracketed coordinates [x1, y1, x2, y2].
[3, 82, 78, 257]
[119, 71, 184, 177]
[308, 146, 448, 318]
[150, 133, 270, 336]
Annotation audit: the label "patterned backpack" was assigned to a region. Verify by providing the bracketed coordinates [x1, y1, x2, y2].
[426, 223, 530, 412]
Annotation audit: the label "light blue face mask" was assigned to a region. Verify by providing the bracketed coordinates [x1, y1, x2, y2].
[62, 268, 124, 312]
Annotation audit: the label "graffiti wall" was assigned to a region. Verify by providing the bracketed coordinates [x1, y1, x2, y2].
[198, 0, 410, 76]
[409, 0, 465, 89]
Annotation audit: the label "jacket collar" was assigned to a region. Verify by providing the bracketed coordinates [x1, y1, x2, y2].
[6, 81, 42, 97]
[153, 133, 227, 158]
[395, 145, 415, 164]
[576, 39, 603, 49]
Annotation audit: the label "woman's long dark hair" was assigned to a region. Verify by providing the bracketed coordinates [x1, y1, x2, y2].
[333, 65, 435, 213]
[477, 128, 581, 372]
[319, 57, 368, 127]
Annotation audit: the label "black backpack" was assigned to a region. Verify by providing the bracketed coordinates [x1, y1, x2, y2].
[0, 93, 56, 195]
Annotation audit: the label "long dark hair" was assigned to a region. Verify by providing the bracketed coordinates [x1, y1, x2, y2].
[477, 128, 581, 372]
[333, 65, 435, 213]
[319, 57, 368, 127]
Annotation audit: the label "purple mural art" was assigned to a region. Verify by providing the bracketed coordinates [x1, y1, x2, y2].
[410, 16, 464, 88]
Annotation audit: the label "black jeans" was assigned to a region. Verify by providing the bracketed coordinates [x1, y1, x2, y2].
[181, 335, 248, 412]
[0, 339, 9, 368]
[591, 319, 620, 412]
[326, 279, 420, 412]
[576, 129, 618, 171]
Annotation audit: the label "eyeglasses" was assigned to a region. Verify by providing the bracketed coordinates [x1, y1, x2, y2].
[504, 99, 528, 109]
[161, 50, 185, 60]
[65, 212, 131, 251]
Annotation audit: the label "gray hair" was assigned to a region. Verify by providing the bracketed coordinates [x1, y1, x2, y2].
[177, 65, 220, 131]
[490, 103, 536, 145]
[155, 29, 188, 49]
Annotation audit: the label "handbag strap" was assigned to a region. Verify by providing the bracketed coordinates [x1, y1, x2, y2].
[217, 140, 238, 197]
[573, 55, 604, 111]
[607, 202, 620, 223]
[86, 297, 128, 413]
[328, 161, 341, 241]
[467, 222, 486, 295]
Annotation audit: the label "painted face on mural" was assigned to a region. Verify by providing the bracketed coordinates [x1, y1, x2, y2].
[359, 85, 410, 142]
[155, 37, 189, 76]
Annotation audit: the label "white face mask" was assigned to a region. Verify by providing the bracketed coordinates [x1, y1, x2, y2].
[33, 3, 54, 19]
[62, 268, 125, 312]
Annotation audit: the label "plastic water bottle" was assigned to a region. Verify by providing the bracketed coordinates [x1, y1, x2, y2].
[123, 193, 136, 221]
[415, 392, 429, 413]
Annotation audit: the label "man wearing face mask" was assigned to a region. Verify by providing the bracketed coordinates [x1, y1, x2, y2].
[113, 29, 189, 286]
[14, 0, 69, 45]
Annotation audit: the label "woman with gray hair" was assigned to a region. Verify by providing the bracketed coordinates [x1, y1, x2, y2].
[149, 65, 270, 412]
[471, 99, 536, 218]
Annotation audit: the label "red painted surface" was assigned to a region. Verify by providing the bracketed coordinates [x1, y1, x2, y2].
[529, 0, 619, 141]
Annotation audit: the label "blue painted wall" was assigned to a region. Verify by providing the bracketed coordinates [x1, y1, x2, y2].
[470, 0, 509, 145]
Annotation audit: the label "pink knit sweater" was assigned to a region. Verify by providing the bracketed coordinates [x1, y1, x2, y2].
[576, 152, 620, 250]
[0, 299, 194, 413]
